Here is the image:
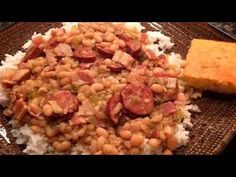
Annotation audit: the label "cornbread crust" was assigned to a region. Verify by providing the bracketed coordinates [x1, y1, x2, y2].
[183, 39, 236, 94]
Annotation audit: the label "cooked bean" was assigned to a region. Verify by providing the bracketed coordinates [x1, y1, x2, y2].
[38, 86, 48, 94]
[49, 79, 59, 88]
[140, 123, 149, 132]
[45, 125, 57, 137]
[38, 120, 47, 127]
[118, 39, 126, 48]
[71, 131, 80, 141]
[120, 130, 132, 140]
[101, 78, 112, 88]
[65, 125, 72, 133]
[149, 138, 161, 148]
[94, 33, 103, 43]
[95, 111, 106, 120]
[163, 125, 174, 138]
[109, 44, 119, 52]
[100, 42, 111, 48]
[130, 134, 144, 147]
[79, 85, 95, 95]
[106, 26, 115, 33]
[91, 83, 104, 92]
[129, 147, 140, 155]
[96, 127, 109, 138]
[163, 149, 173, 155]
[96, 136, 107, 150]
[48, 100, 64, 114]
[82, 39, 94, 47]
[53, 140, 71, 152]
[77, 93, 86, 102]
[150, 84, 164, 93]
[104, 59, 112, 65]
[130, 122, 141, 132]
[123, 140, 131, 149]
[104, 32, 115, 42]
[102, 144, 118, 155]
[60, 77, 71, 86]
[70, 35, 82, 48]
[120, 78, 127, 84]
[85, 32, 94, 38]
[151, 114, 162, 123]
[57, 135, 66, 142]
[30, 125, 41, 134]
[166, 136, 177, 150]
[123, 122, 131, 130]
[58, 71, 71, 78]
[159, 131, 166, 141]
[87, 124, 95, 131]
[77, 126, 87, 137]
[64, 133, 72, 140]
[98, 26, 107, 33]
[32, 66, 43, 74]
[84, 136, 92, 144]
[58, 122, 67, 133]
[43, 104, 53, 117]
[90, 23, 100, 31]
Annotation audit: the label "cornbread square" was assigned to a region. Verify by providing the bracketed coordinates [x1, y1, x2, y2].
[183, 39, 236, 94]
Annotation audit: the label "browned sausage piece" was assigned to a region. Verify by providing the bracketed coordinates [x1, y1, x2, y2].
[44, 37, 58, 49]
[106, 93, 123, 124]
[115, 32, 131, 42]
[121, 84, 154, 115]
[108, 63, 125, 73]
[72, 69, 94, 85]
[161, 102, 176, 116]
[46, 90, 79, 115]
[22, 46, 44, 62]
[96, 45, 114, 58]
[74, 46, 96, 63]
[126, 40, 142, 58]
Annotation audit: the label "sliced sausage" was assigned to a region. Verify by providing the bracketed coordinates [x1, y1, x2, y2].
[11, 69, 30, 83]
[106, 93, 123, 124]
[143, 48, 158, 60]
[79, 63, 95, 69]
[96, 45, 114, 58]
[108, 63, 125, 73]
[72, 69, 94, 85]
[22, 46, 44, 62]
[158, 54, 167, 62]
[112, 50, 134, 69]
[74, 46, 96, 63]
[32, 36, 45, 46]
[121, 84, 154, 115]
[127, 64, 147, 84]
[46, 90, 79, 115]
[162, 102, 176, 116]
[115, 32, 131, 42]
[69, 114, 81, 126]
[126, 40, 142, 58]
[12, 98, 28, 121]
[139, 33, 149, 44]
[45, 37, 58, 49]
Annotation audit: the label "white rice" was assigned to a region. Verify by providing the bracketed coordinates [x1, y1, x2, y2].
[0, 22, 199, 154]
[167, 52, 184, 69]
[175, 123, 190, 147]
[146, 31, 174, 50]
[11, 124, 49, 155]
